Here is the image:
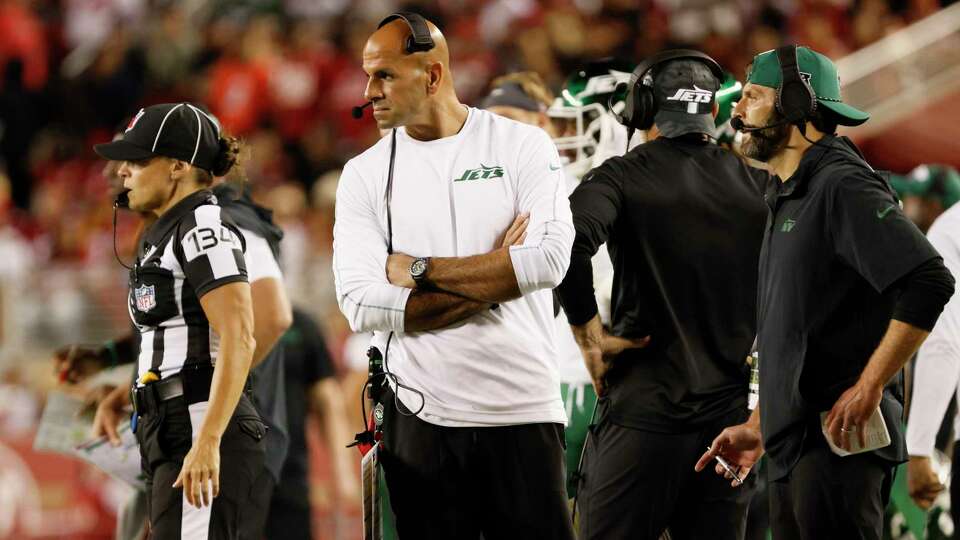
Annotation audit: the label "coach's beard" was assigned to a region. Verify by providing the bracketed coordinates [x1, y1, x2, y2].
[740, 111, 791, 163]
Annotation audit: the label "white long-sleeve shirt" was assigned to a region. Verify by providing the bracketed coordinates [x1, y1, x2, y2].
[333, 107, 574, 426]
[907, 204, 960, 456]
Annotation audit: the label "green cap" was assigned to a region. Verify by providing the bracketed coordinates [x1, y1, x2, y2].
[746, 46, 869, 126]
[889, 164, 960, 208]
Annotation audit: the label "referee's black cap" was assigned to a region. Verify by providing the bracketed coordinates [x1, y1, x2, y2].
[95, 103, 222, 172]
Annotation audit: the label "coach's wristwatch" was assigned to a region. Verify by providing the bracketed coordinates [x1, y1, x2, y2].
[410, 257, 430, 287]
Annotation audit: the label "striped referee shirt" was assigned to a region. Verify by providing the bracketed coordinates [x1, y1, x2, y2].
[129, 190, 247, 386]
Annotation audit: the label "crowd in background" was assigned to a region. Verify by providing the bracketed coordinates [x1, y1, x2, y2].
[0, 0, 950, 356]
[0, 0, 955, 538]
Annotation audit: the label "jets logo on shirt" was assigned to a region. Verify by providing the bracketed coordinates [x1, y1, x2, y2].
[454, 164, 504, 182]
[134, 284, 157, 312]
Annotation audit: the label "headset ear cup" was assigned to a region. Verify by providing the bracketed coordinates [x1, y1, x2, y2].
[612, 82, 631, 126]
[775, 45, 816, 126]
[779, 79, 815, 124]
[636, 85, 657, 130]
[379, 12, 435, 54]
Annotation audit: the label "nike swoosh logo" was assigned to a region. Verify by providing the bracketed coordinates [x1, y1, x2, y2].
[549, 163, 562, 171]
[876, 205, 896, 219]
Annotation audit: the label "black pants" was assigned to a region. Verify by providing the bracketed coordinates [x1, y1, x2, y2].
[577, 402, 757, 540]
[378, 389, 575, 540]
[744, 459, 770, 540]
[768, 436, 893, 540]
[242, 470, 275, 540]
[264, 500, 312, 540]
[136, 393, 266, 540]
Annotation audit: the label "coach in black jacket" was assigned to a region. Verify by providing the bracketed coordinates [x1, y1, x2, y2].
[697, 46, 954, 540]
[556, 51, 770, 540]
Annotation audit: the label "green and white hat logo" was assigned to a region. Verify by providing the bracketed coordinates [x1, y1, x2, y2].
[746, 46, 870, 126]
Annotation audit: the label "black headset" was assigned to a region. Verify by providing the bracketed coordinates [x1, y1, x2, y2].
[352, 12, 436, 119]
[731, 44, 821, 134]
[377, 11, 436, 54]
[774, 45, 817, 127]
[613, 49, 724, 132]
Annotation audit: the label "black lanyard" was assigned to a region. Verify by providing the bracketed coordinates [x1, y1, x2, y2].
[386, 128, 397, 255]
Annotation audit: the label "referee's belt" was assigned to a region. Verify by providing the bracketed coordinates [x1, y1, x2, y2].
[131, 364, 219, 417]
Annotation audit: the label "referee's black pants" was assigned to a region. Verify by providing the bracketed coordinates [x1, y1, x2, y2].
[576, 402, 757, 540]
[378, 388, 575, 540]
[769, 435, 893, 540]
[135, 393, 266, 540]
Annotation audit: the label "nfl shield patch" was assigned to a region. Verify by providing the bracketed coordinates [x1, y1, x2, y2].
[135, 284, 156, 312]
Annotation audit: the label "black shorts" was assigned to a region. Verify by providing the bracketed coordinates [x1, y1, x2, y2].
[135, 393, 266, 540]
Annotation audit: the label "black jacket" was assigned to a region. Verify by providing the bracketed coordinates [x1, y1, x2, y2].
[757, 135, 953, 480]
[556, 135, 770, 432]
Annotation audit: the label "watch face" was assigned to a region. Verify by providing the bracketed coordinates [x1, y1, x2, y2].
[411, 259, 427, 277]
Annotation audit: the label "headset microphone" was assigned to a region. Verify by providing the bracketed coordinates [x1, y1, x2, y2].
[352, 101, 373, 119]
[731, 115, 839, 153]
[112, 189, 134, 270]
[114, 189, 130, 209]
[730, 116, 793, 133]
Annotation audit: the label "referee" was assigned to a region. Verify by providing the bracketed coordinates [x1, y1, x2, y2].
[84, 172, 293, 540]
[93, 102, 264, 539]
